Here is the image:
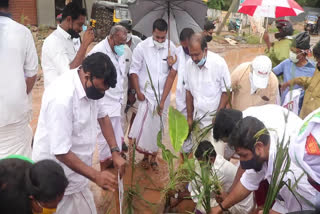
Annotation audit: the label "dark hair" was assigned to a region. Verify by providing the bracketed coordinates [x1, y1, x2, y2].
[228, 116, 270, 151]
[204, 21, 215, 31]
[195, 140, 217, 161]
[153, 18, 167, 32]
[61, 2, 87, 21]
[179, 28, 194, 42]
[275, 19, 293, 38]
[313, 41, 320, 59]
[213, 109, 243, 141]
[0, 158, 33, 214]
[82, 52, 117, 88]
[25, 160, 68, 203]
[0, 0, 9, 8]
[118, 19, 132, 32]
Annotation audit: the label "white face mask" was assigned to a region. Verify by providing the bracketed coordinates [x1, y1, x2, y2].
[126, 33, 132, 43]
[249, 72, 258, 94]
[153, 39, 165, 50]
[289, 51, 299, 63]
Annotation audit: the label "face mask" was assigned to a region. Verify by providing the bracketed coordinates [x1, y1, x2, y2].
[240, 153, 263, 172]
[82, 25, 87, 32]
[249, 72, 258, 94]
[289, 51, 299, 63]
[34, 201, 57, 214]
[205, 35, 212, 42]
[67, 28, 80, 39]
[67, 20, 80, 39]
[126, 33, 132, 43]
[182, 46, 189, 55]
[114, 44, 125, 57]
[153, 40, 165, 50]
[197, 54, 207, 67]
[85, 78, 105, 100]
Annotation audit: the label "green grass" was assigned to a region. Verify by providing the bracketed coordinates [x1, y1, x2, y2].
[244, 34, 263, 44]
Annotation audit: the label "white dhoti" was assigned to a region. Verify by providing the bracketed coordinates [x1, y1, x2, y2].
[97, 116, 123, 161]
[56, 186, 97, 214]
[0, 113, 32, 159]
[129, 98, 169, 155]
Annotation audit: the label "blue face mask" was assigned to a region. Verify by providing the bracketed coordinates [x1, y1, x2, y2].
[82, 25, 87, 32]
[197, 56, 207, 67]
[114, 44, 125, 56]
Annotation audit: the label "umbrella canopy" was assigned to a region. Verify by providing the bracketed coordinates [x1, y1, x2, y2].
[128, 0, 208, 44]
[238, 0, 304, 18]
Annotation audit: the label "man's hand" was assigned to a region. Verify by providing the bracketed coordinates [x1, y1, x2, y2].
[94, 170, 118, 192]
[210, 206, 223, 214]
[128, 93, 136, 105]
[281, 81, 291, 92]
[82, 27, 95, 47]
[112, 152, 126, 177]
[215, 192, 228, 204]
[167, 55, 177, 67]
[157, 102, 164, 116]
[137, 91, 146, 101]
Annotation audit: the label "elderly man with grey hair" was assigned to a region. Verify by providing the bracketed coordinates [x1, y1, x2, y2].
[88, 25, 129, 170]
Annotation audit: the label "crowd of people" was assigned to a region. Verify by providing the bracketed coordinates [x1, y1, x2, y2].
[1, 0, 320, 213]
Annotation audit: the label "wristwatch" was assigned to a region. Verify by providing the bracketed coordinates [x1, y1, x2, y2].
[111, 146, 120, 154]
[128, 89, 136, 95]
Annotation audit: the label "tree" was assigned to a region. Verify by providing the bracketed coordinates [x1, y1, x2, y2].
[207, 0, 225, 10]
[296, 0, 320, 7]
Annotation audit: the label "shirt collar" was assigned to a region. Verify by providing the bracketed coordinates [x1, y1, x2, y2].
[57, 25, 72, 40]
[73, 68, 87, 100]
[147, 36, 168, 48]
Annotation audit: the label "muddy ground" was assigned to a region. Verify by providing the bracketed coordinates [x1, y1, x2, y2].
[29, 26, 320, 214]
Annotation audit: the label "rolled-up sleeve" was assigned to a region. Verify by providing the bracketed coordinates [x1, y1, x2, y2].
[240, 168, 266, 191]
[46, 98, 73, 155]
[24, 29, 38, 77]
[97, 98, 109, 119]
[129, 43, 144, 75]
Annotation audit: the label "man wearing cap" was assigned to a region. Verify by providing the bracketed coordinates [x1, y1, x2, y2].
[231, 55, 279, 111]
[185, 33, 231, 155]
[264, 19, 294, 67]
[88, 25, 128, 170]
[273, 32, 315, 108]
[290, 107, 320, 210]
[282, 41, 320, 119]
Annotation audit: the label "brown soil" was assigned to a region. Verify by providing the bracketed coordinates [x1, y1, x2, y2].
[30, 28, 265, 214]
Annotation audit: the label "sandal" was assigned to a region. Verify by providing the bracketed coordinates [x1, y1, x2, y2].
[140, 157, 150, 169]
[150, 161, 159, 172]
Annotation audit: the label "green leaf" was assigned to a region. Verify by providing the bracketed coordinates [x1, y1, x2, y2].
[168, 106, 189, 152]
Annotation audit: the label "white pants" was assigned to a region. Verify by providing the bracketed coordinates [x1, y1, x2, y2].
[0, 113, 32, 159]
[56, 186, 97, 214]
[97, 116, 123, 161]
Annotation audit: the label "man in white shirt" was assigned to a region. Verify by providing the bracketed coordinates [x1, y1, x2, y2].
[41, 2, 94, 88]
[176, 28, 194, 118]
[88, 25, 128, 170]
[290, 107, 320, 210]
[185, 33, 231, 155]
[32, 53, 126, 214]
[0, 0, 38, 159]
[190, 140, 254, 214]
[129, 18, 178, 171]
[118, 19, 142, 52]
[211, 114, 316, 213]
